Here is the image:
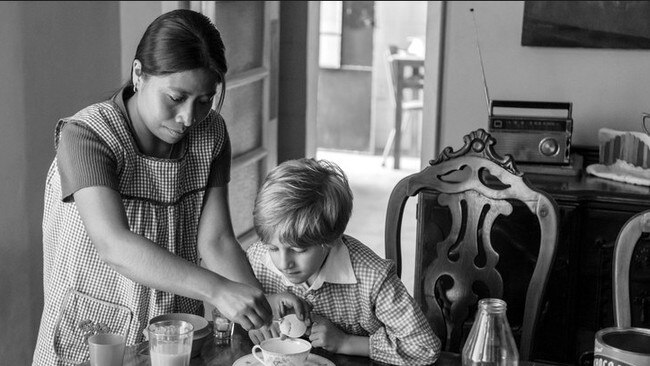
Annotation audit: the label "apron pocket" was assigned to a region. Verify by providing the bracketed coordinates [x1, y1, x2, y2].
[54, 288, 133, 364]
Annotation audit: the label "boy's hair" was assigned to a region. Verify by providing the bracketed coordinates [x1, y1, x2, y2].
[253, 158, 353, 248]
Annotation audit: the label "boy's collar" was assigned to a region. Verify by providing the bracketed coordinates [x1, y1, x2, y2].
[262, 237, 357, 291]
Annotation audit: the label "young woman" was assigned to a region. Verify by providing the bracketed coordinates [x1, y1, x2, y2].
[33, 9, 306, 365]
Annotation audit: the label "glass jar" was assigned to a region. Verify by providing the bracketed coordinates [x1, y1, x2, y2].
[462, 298, 519, 366]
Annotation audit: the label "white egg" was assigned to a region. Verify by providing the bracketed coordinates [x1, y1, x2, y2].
[278, 314, 307, 338]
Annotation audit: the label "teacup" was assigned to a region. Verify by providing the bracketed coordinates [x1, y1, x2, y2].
[252, 337, 311, 366]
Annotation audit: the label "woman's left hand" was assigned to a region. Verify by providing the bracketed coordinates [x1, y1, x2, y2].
[248, 322, 280, 344]
[265, 292, 311, 321]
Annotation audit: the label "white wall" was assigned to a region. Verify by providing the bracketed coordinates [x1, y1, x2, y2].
[0, 2, 30, 360]
[439, 1, 650, 150]
[0, 2, 122, 363]
[120, 1, 164, 80]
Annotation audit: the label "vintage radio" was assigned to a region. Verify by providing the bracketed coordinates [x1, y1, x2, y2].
[488, 100, 573, 165]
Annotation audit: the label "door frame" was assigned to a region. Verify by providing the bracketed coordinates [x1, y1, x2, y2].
[421, 1, 446, 169]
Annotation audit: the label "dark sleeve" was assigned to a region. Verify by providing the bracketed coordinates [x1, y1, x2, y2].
[207, 129, 231, 187]
[57, 122, 119, 202]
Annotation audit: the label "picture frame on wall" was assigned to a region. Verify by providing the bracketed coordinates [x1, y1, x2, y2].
[521, 1, 650, 49]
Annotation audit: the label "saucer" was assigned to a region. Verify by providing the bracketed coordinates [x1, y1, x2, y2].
[232, 353, 335, 366]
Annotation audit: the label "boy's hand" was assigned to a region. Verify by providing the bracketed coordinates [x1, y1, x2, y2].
[265, 292, 311, 321]
[248, 322, 281, 345]
[307, 314, 347, 353]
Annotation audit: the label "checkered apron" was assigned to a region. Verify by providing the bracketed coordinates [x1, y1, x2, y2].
[33, 101, 227, 365]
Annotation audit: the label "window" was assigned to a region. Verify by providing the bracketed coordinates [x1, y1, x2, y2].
[319, 1, 375, 70]
[319, 1, 343, 68]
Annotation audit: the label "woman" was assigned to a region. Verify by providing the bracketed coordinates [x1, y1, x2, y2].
[33, 9, 306, 365]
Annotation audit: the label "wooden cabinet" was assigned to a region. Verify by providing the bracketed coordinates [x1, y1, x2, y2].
[200, 1, 279, 247]
[525, 172, 650, 365]
[532, 201, 580, 364]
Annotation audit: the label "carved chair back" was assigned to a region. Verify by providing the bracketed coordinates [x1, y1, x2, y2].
[384, 129, 559, 360]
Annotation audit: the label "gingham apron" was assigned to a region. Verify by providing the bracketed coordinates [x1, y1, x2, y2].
[33, 100, 227, 365]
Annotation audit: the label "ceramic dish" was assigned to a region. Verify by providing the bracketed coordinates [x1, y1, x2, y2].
[232, 353, 335, 366]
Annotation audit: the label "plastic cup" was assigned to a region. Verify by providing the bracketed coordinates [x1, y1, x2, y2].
[88, 333, 125, 366]
[147, 320, 194, 366]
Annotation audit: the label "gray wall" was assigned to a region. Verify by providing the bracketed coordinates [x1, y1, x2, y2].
[439, 1, 650, 149]
[0, 1, 121, 363]
[120, 1, 163, 80]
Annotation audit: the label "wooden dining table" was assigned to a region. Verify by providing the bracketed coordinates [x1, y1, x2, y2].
[112, 324, 557, 366]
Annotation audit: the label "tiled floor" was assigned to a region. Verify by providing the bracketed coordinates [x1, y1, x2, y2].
[315, 149, 421, 294]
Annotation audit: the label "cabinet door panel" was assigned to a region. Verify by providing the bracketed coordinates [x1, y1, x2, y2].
[574, 208, 638, 361]
[193, 1, 278, 246]
[533, 204, 578, 364]
[221, 80, 264, 156]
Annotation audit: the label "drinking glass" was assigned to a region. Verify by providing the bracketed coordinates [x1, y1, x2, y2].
[211, 308, 234, 343]
[88, 333, 125, 366]
[147, 320, 194, 366]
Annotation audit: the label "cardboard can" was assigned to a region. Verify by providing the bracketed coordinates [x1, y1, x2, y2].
[594, 327, 650, 366]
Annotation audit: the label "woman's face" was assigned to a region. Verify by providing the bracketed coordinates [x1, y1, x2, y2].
[131, 62, 218, 153]
[265, 234, 331, 286]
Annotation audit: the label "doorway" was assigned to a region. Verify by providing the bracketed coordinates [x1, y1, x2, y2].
[314, 1, 432, 294]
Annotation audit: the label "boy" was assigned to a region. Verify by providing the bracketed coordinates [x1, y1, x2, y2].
[246, 158, 441, 365]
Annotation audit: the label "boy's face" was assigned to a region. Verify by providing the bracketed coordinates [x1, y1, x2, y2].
[265, 234, 331, 286]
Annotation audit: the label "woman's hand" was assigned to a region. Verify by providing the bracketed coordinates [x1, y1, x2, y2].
[248, 322, 281, 345]
[265, 292, 312, 321]
[212, 280, 273, 331]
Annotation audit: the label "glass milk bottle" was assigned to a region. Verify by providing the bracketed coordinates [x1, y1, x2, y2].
[462, 298, 519, 366]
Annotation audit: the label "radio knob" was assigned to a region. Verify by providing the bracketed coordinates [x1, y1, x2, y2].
[539, 138, 559, 156]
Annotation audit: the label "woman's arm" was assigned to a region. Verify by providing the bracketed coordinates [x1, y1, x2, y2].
[196, 186, 310, 320]
[196, 186, 261, 288]
[74, 185, 272, 330]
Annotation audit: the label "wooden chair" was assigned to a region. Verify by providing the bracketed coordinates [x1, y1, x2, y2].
[612, 210, 650, 327]
[577, 210, 650, 366]
[385, 129, 559, 360]
[380, 44, 424, 167]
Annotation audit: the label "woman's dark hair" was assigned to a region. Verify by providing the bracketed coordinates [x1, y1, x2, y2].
[124, 9, 228, 111]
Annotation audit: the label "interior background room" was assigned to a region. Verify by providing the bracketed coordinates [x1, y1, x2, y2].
[3, 1, 650, 365]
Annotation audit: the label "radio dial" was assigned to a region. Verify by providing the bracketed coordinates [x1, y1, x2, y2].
[539, 138, 559, 156]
